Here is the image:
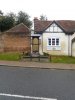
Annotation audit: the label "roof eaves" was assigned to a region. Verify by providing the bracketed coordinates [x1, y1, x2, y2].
[5, 23, 22, 33]
[54, 21, 68, 34]
[34, 20, 75, 35]
[40, 20, 66, 34]
[6, 23, 30, 33]
[40, 20, 67, 34]
[38, 21, 53, 34]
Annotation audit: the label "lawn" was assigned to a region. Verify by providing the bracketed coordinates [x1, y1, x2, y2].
[51, 56, 75, 64]
[0, 52, 20, 61]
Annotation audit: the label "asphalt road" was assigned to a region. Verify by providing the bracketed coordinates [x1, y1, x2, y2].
[0, 66, 75, 100]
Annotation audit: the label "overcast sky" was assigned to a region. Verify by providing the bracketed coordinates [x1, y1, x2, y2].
[0, 0, 75, 20]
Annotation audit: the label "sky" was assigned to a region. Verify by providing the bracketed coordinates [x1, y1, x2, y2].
[0, 0, 75, 20]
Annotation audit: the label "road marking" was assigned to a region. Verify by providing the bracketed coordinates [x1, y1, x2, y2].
[0, 93, 57, 100]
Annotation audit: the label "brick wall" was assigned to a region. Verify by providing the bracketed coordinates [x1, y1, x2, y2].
[3, 33, 31, 52]
[0, 34, 4, 52]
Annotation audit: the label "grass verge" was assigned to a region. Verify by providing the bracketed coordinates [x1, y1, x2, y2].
[0, 53, 75, 64]
[0, 52, 20, 61]
[50, 56, 75, 64]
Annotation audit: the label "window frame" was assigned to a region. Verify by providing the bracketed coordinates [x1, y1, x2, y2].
[48, 38, 60, 46]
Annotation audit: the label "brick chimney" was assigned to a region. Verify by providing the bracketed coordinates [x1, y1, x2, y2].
[33, 17, 38, 32]
[34, 17, 38, 21]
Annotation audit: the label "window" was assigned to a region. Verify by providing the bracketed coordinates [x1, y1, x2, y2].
[48, 39, 51, 45]
[48, 38, 60, 46]
[56, 38, 59, 45]
[52, 38, 55, 45]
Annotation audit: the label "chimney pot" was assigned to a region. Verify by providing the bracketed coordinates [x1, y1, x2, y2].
[34, 17, 38, 20]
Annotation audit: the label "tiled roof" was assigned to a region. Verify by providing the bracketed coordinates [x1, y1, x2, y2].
[34, 18, 75, 34]
[56, 20, 75, 33]
[6, 23, 30, 33]
[34, 19, 52, 33]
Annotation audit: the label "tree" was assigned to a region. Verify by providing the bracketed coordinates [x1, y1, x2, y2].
[0, 12, 15, 32]
[40, 14, 47, 21]
[0, 10, 3, 16]
[6, 12, 16, 19]
[16, 11, 32, 28]
[6, 12, 16, 25]
[0, 10, 4, 24]
[0, 10, 4, 32]
[0, 11, 32, 32]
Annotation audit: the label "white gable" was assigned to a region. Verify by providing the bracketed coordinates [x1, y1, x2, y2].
[45, 23, 63, 33]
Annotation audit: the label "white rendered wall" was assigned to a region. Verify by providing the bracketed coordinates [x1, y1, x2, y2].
[70, 33, 75, 56]
[42, 32, 69, 56]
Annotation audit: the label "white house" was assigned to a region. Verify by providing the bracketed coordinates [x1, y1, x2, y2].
[31, 18, 75, 57]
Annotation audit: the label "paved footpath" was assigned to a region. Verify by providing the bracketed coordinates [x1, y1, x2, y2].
[0, 60, 75, 69]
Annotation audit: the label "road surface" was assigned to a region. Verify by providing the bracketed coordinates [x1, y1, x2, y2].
[0, 66, 75, 100]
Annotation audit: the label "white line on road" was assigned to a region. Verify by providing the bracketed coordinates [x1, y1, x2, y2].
[0, 93, 57, 100]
